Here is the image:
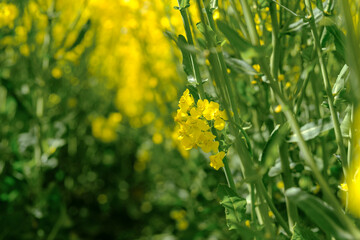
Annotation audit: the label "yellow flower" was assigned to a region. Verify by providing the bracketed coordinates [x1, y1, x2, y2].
[340, 183, 348, 191]
[179, 89, 194, 113]
[196, 99, 209, 113]
[179, 135, 196, 150]
[0, 3, 18, 28]
[219, 110, 229, 121]
[253, 64, 261, 73]
[152, 133, 163, 144]
[203, 101, 220, 120]
[274, 105, 282, 113]
[213, 9, 220, 20]
[108, 112, 122, 127]
[51, 67, 63, 79]
[214, 117, 225, 130]
[209, 151, 225, 170]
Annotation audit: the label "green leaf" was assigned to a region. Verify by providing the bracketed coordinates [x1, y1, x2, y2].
[178, 0, 190, 10]
[216, 20, 265, 59]
[286, 8, 323, 33]
[325, 23, 346, 61]
[196, 22, 224, 45]
[217, 184, 247, 230]
[332, 64, 349, 96]
[187, 84, 200, 103]
[286, 188, 353, 239]
[260, 124, 290, 169]
[341, 107, 351, 138]
[268, 160, 282, 177]
[67, 19, 91, 51]
[316, 0, 324, 11]
[291, 223, 320, 240]
[178, 35, 194, 77]
[288, 119, 334, 142]
[224, 58, 257, 75]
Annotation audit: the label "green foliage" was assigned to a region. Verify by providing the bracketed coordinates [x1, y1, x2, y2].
[217, 184, 246, 230]
[291, 224, 319, 240]
[286, 188, 354, 239]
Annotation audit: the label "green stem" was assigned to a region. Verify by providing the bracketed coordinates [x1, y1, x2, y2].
[279, 143, 299, 229]
[238, 0, 259, 45]
[257, 181, 291, 236]
[236, 0, 358, 235]
[269, 2, 280, 81]
[178, 3, 206, 99]
[304, 0, 348, 173]
[228, 0, 249, 39]
[339, 1, 360, 100]
[195, 1, 273, 233]
[269, 3, 298, 229]
[223, 157, 236, 191]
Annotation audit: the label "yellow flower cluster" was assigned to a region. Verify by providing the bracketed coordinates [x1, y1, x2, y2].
[91, 113, 122, 143]
[87, 0, 183, 128]
[0, 3, 18, 28]
[175, 89, 227, 170]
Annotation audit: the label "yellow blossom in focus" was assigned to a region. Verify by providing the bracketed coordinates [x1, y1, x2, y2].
[214, 117, 225, 130]
[175, 89, 229, 164]
[179, 89, 195, 113]
[209, 151, 225, 170]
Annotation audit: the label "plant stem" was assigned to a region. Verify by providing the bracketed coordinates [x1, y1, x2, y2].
[195, 1, 275, 235]
[304, 0, 348, 173]
[269, 2, 298, 229]
[236, 0, 359, 236]
[177, 2, 206, 99]
[223, 157, 236, 191]
[257, 181, 291, 236]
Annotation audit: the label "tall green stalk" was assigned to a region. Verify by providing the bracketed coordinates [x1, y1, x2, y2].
[236, 0, 360, 236]
[304, 0, 348, 174]
[269, 2, 298, 229]
[177, 1, 206, 99]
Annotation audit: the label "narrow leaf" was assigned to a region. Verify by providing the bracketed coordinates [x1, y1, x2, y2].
[178, 35, 194, 77]
[260, 124, 290, 169]
[216, 20, 265, 59]
[288, 119, 334, 142]
[286, 188, 353, 239]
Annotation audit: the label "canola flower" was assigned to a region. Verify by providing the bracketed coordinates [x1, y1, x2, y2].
[0, 3, 18, 29]
[175, 89, 227, 170]
[341, 108, 360, 217]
